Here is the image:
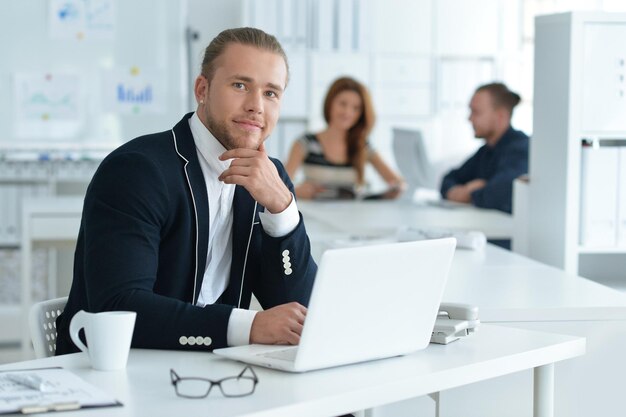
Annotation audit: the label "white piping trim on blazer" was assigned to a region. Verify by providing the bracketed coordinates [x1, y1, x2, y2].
[172, 129, 200, 305]
[238, 201, 258, 308]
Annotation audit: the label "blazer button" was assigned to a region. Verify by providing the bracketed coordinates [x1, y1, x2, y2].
[203, 337, 212, 346]
[188, 337, 196, 346]
[282, 249, 290, 256]
[179, 336, 188, 345]
[283, 261, 292, 269]
[195, 336, 204, 345]
[285, 268, 293, 276]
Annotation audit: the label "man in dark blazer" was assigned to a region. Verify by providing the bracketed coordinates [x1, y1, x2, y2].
[56, 27, 317, 354]
[440, 83, 529, 214]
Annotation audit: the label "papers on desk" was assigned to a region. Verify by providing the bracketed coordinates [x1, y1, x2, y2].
[0, 368, 120, 414]
[324, 227, 486, 251]
[324, 235, 397, 249]
[397, 227, 487, 251]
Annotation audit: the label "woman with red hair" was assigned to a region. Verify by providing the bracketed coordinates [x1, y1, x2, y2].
[285, 77, 404, 199]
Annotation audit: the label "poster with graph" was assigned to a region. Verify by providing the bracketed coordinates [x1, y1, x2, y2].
[102, 68, 166, 115]
[13, 72, 83, 139]
[48, 0, 116, 40]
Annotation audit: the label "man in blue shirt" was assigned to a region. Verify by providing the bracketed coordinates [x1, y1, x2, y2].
[440, 83, 529, 214]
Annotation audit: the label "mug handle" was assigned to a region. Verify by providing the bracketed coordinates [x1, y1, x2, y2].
[69, 310, 89, 353]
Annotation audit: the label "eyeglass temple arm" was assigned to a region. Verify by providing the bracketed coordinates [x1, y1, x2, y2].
[238, 366, 259, 381]
[170, 369, 180, 384]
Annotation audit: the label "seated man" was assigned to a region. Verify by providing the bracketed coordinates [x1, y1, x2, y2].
[440, 83, 529, 214]
[56, 27, 317, 354]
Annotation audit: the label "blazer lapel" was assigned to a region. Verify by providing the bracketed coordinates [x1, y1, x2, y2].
[172, 113, 209, 304]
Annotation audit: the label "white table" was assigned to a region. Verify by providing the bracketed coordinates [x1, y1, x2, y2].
[11, 197, 626, 415]
[438, 245, 626, 417]
[298, 200, 626, 417]
[447, 244, 626, 321]
[298, 200, 513, 240]
[20, 197, 83, 357]
[0, 325, 584, 417]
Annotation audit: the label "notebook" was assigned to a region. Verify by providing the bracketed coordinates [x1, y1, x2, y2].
[214, 238, 456, 372]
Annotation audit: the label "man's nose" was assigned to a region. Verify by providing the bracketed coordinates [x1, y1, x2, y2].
[244, 90, 263, 114]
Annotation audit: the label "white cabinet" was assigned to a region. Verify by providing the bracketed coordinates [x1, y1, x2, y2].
[372, 0, 432, 54]
[0, 155, 103, 346]
[373, 56, 431, 86]
[280, 52, 308, 119]
[581, 22, 626, 133]
[435, 0, 499, 56]
[528, 12, 626, 284]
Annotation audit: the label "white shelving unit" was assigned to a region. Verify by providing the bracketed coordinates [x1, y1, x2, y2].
[528, 12, 626, 282]
[0, 151, 106, 347]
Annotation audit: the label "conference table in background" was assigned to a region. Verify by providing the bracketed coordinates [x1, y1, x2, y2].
[299, 199, 626, 417]
[298, 199, 513, 241]
[0, 325, 584, 417]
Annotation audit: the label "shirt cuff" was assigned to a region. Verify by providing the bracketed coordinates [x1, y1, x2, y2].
[258, 193, 300, 237]
[227, 308, 258, 346]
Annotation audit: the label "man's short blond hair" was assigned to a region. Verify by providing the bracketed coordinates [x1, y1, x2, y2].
[201, 27, 289, 86]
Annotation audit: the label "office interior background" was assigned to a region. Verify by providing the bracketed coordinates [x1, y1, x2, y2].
[0, 0, 626, 416]
[1, 0, 626, 414]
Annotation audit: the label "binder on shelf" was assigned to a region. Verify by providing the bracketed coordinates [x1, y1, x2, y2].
[579, 146, 618, 248]
[618, 148, 626, 247]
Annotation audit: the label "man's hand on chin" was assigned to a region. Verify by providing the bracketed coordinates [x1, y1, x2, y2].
[219, 142, 292, 213]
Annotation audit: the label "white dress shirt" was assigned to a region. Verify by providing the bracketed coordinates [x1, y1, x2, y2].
[188, 112, 300, 346]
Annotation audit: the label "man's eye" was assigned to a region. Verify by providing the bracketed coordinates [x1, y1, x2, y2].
[265, 91, 277, 98]
[233, 82, 245, 89]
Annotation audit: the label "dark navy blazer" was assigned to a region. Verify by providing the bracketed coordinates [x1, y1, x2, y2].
[440, 126, 529, 214]
[56, 113, 317, 354]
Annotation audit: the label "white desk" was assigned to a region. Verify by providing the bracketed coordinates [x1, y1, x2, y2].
[447, 245, 626, 321]
[11, 197, 626, 415]
[438, 245, 626, 417]
[298, 201, 626, 417]
[298, 200, 513, 240]
[0, 325, 584, 417]
[20, 197, 83, 357]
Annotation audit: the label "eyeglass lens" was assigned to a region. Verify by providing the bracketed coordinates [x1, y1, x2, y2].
[176, 378, 211, 398]
[218, 376, 256, 397]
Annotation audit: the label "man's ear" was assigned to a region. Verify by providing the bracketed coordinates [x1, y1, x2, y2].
[194, 75, 208, 105]
[496, 107, 510, 124]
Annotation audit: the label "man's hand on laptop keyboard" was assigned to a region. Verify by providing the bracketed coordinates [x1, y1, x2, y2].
[249, 302, 307, 345]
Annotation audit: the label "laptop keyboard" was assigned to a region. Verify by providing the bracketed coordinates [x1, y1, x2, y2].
[258, 347, 298, 361]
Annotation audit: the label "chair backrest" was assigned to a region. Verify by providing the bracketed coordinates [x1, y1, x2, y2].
[29, 296, 68, 358]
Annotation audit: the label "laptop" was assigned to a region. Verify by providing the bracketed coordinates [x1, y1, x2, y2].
[213, 238, 456, 372]
[392, 128, 436, 198]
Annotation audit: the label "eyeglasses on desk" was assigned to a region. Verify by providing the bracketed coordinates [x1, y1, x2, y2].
[170, 366, 259, 398]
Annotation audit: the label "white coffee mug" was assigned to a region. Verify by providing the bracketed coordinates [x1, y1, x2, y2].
[69, 310, 137, 371]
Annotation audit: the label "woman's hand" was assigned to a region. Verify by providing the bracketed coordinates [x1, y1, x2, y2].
[382, 180, 407, 199]
[295, 182, 326, 199]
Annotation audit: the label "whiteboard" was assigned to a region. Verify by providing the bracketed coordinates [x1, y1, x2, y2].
[0, 0, 189, 147]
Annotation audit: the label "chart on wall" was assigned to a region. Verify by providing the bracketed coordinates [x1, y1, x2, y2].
[102, 67, 167, 115]
[13, 72, 83, 139]
[48, 0, 116, 40]
[0, 0, 188, 146]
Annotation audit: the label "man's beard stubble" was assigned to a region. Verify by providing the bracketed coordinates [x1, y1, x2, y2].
[204, 106, 264, 151]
